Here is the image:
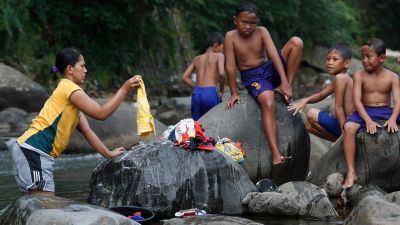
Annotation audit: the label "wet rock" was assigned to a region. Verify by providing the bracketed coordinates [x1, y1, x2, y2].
[0, 63, 49, 112]
[161, 214, 262, 225]
[0, 195, 138, 225]
[323, 173, 345, 197]
[386, 191, 400, 206]
[344, 188, 400, 225]
[307, 129, 400, 192]
[243, 192, 299, 216]
[88, 141, 258, 218]
[200, 93, 310, 184]
[67, 99, 166, 152]
[0, 137, 6, 150]
[279, 181, 338, 219]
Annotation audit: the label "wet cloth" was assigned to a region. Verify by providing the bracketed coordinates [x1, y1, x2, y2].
[240, 52, 287, 98]
[11, 141, 55, 192]
[191, 86, 221, 120]
[318, 111, 341, 138]
[215, 137, 245, 163]
[346, 106, 400, 132]
[17, 78, 82, 159]
[137, 79, 156, 138]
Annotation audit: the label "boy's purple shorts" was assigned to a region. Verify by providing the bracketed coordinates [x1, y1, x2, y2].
[240, 52, 287, 98]
[318, 111, 341, 138]
[345, 106, 400, 132]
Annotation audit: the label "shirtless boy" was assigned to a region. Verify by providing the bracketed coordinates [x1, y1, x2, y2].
[225, 2, 303, 165]
[288, 43, 354, 142]
[182, 32, 225, 120]
[342, 38, 400, 188]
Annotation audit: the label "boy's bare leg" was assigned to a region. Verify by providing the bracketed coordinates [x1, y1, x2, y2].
[28, 191, 56, 197]
[306, 108, 337, 142]
[281, 36, 303, 85]
[257, 90, 284, 165]
[342, 122, 360, 188]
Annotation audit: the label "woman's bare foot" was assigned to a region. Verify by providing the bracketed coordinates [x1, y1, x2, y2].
[272, 155, 285, 165]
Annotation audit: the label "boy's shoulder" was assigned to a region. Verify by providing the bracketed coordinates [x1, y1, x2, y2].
[334, 72, 351, 79]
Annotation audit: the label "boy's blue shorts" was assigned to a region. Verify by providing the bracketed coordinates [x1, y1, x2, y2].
[191, 86, 221, 120]
[240, 52, 287, 98]
[318, 111, 341, 138]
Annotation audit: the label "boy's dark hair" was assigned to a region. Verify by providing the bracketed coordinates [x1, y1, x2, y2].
[207, 32, 224, 47]
[236, 1, 258, 16]
[328, 43, 352, 61]
[364, 38, 386, 56]
[55, 47, 82, 74]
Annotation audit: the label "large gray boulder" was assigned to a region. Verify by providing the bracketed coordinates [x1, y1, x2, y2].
[88, 141, 258, 218]
[0, 63, 48, 112]
[0, 107, 30, 137]
[345, 188, 400, 225]
[0, 195, 138, 225]
[200, 93, 310, 184]
[307, 129, 400, 192]
[67, 100, 166, 152]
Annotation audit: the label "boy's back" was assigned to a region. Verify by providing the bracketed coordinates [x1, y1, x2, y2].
[193, 51, 224, 87]
[336, 73, 354, 117]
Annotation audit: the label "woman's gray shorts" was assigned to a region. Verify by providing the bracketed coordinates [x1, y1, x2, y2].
[10, 141, 55, 192]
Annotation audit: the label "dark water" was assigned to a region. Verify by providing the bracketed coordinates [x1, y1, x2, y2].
[0, 150, 343, 225]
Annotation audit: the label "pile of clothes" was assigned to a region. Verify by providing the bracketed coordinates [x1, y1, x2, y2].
[162, 118, 245, 163]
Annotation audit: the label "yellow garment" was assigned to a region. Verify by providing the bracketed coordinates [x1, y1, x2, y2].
[136, 79, 156, 138]
[18, 78, 82, 158]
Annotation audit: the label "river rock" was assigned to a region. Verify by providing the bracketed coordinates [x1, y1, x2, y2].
[0, 195, 138, 225]
[0, 137, 6, 150]
[199, 93, 310, 184]
[0, 63, 49, 112]
[0, 107, 29, 137]
[67, 99, 166, 152]
[88, 141, 258, 218]
[386, 191, 400, 206]
[344, 188, 400, 225]
[279, 181, 338, 219]
[307, 129, 400, 192]
[242, 192, 299, 216]
[161, 214, 262, 225]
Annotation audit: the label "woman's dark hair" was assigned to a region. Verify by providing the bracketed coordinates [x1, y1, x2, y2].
[51, 47, 82, 74]
[207, 32, 224, 47]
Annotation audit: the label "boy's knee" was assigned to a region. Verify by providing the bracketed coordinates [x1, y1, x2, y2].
[306, 108, 319, 122]
[344, 122, 359, 134]
[290, 36, 303, 49]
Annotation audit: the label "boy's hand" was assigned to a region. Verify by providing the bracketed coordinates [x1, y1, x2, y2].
[384, 119, 399, 133]
[287, 98, 307, 115]
[279, 81, 293, 103]
[226, 94, 240, 109]
[365, 119, 381, 134]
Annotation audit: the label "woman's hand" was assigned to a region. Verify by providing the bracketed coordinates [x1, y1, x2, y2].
[107, 147, 127, 158]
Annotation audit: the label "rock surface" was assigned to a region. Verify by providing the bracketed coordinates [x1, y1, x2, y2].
[161, 214, 262, 225]
[88, 141, 258, 218]
[0, 63, 49, 112]
[200, 93, 310, 184]
[0, 195, 138, 225]
[307, 129, 400, 192]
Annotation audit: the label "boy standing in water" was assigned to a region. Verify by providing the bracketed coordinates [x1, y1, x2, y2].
[225, 2, 303, 165]
[182, 32, 225, 120]
[288, 43, 354, 142]
[342, 38, 400, 188]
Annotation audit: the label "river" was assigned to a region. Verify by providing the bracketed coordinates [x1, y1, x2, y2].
[0, 150, 344, 225]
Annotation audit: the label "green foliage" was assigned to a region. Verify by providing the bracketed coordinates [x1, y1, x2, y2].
[0, 0, 397, 91]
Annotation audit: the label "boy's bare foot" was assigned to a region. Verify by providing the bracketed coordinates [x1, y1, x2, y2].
[272, 155, 285, 165]
[342, 173, 358, 189]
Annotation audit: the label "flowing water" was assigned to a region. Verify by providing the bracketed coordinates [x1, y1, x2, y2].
[0, 150, 343, 225]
